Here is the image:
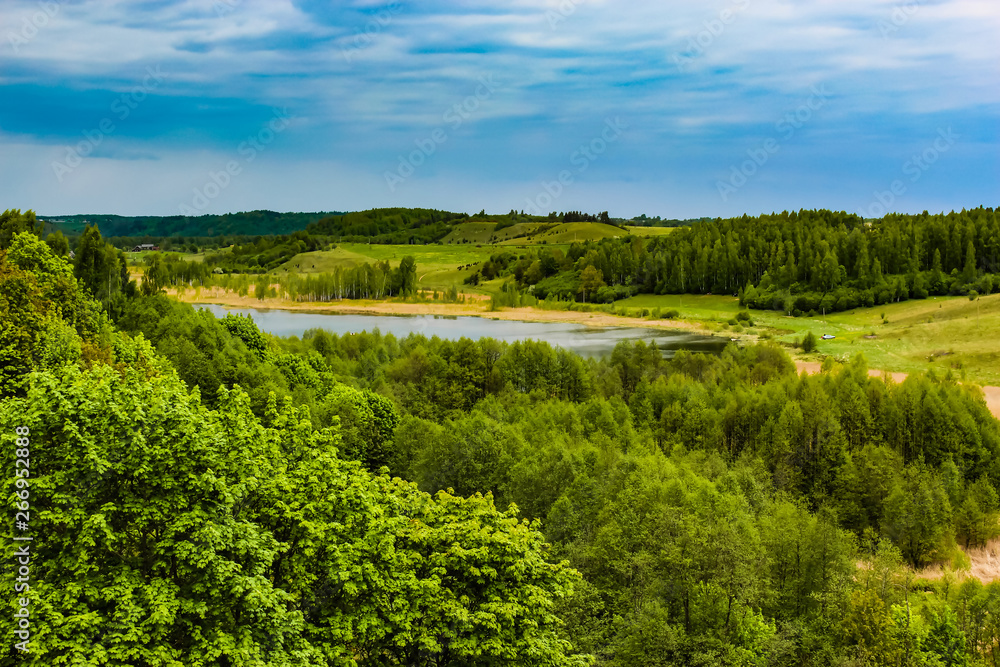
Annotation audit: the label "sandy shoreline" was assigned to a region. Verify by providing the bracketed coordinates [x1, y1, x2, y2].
[176, 289, 705, 332]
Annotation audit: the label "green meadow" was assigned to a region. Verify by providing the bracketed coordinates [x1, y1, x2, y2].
[618, 292, 1000, 386]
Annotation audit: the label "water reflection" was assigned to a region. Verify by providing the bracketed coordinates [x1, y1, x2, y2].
[199, 304, 728, 359]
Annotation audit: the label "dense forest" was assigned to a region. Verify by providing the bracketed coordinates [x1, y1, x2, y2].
[306, 208, 473, 243]
[4, 208, 1000, 665]
[472, 207, 1000, 314]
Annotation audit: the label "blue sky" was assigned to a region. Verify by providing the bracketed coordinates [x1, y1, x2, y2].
[1, 0, 997, 219]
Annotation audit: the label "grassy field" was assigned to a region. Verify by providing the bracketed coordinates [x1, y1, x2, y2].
[617, 292, 1000, 386]
[625, 226, 676, 237]
[439, 221, 637, 246]
[516, 222, 623, 245]
[276, 243, 498, 293]
[439, 222, 498, 244]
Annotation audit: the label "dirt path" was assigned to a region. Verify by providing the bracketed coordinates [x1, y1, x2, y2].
[794, 361, 1000, 419]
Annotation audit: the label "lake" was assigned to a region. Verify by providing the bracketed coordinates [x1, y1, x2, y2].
[198, 304, 728, 359]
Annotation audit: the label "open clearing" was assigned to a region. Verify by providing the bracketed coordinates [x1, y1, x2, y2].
[275, 243, 497, 294]
[437, 220, 649, 246]
[619, 292, 1000, 388]
[917, 537, 1000, 584]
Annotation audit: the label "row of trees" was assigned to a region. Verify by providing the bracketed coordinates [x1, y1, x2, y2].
[145, 250, 420, 301]
[486, 207, 999, 314]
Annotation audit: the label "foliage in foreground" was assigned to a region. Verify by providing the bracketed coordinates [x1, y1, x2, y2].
[0, 232, 585, 666]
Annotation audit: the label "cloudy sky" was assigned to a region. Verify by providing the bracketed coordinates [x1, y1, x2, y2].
[1, 0, 997, 219]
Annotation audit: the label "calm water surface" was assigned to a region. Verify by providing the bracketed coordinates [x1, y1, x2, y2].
[199, 304, 727, 359]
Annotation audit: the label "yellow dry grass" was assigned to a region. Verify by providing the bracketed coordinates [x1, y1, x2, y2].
[917, 538, 1000, 584]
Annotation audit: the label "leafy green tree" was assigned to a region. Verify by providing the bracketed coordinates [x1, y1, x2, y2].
[962, 240, 977, 285]
[801, 331, 818, 353]
[0, 208, 41, 248]
[923, 608, 969, 667]
[579, 265, 605, 303]
[140, 253, 169, 295]
[2, 350, 588, 666]
[844, 589, 897, 665]
[319, 383, 400, 470]
[0, 232, 105, 397]
[44, 230, 70, 257]
[882, 466, 953, 566]
[398, 255, 417, 296]
[74, 224, 131, 302]
[221, 312, 271, 360]
[1, 361, 318, 665]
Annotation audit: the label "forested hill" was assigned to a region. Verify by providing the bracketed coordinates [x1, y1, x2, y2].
[6, 218, 1000, 664]
[306, 208, 472, 243]
[639, 207, 1000, 300]
[40, 210, 339, 238]
[490, 207, 999, 315]
[37, 208, 617, 243]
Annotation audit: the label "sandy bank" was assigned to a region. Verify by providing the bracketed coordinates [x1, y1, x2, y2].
[177, 290, 705, 333]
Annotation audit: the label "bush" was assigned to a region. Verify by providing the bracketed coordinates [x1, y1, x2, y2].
[801, 331, 818, 353]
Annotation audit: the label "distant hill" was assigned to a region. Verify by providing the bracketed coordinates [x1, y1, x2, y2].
[626, 216, 713, 227]
[36, 208, 694, 242]
[39, 210, 340, 238]
[306, 208, 473, 243]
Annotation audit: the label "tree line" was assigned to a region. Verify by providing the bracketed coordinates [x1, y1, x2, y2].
[485, 207, 1000, 313]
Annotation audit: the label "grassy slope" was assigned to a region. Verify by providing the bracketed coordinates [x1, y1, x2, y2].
[618, 292, 1000, 386]
[494, 222, 624, 246]
[439, 222, 498, 244]
[441, 221, 650, 246]
[275, 243, 498, 293]
[530, 222, 624, 244]
[625, 226, 676, 237]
